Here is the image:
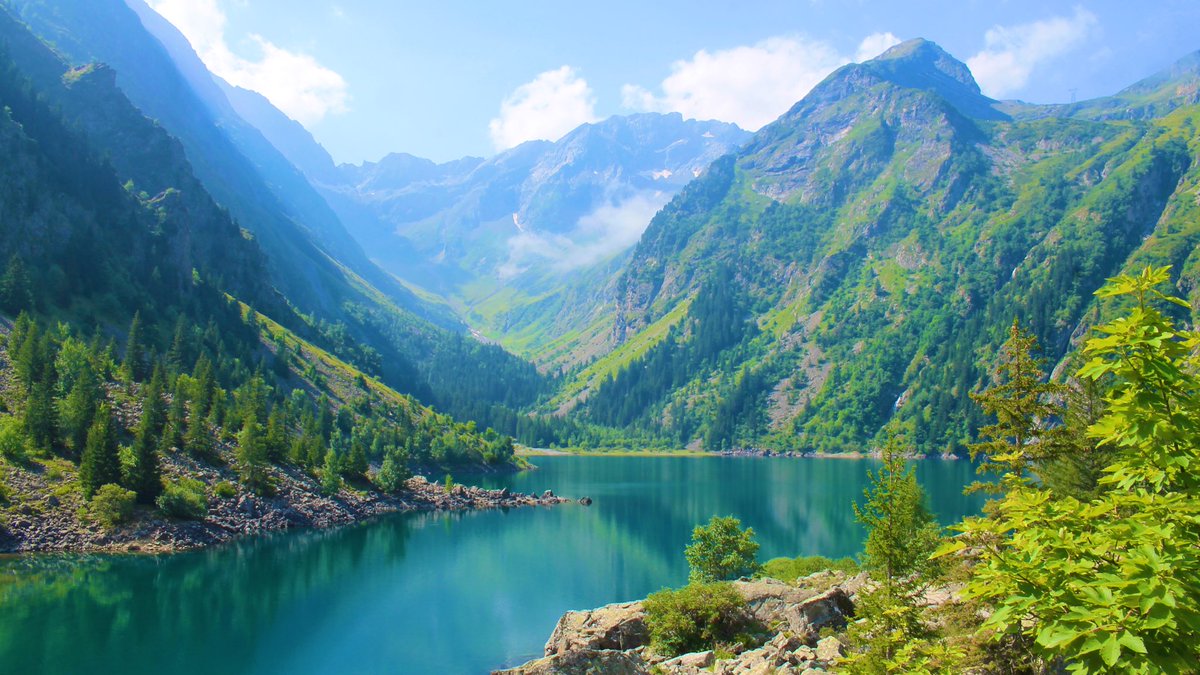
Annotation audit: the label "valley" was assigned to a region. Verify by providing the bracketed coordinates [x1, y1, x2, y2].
[0, 1, 1197, 673]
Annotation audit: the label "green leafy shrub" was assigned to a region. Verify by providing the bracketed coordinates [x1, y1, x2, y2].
[89, 484, 135, 530]
[0, 415, 27, 463]
[213, 481, 237, 499]
[443, 473, 453, 493]
[374, 447, 411, 494]
[759, 555, 859, 581]
[156, 477, 208, 519]
[685, 515, 760, 582]
[643, 581, 756, 657]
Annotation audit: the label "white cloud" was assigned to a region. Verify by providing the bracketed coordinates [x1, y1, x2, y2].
[967, 8, 1099, 97]
[148, 0, 349, 125]
[488, 66, 598, 151]
[855, 32, 903, 62]
[621, 36, 850, 131]
[500, 191, 670, 276]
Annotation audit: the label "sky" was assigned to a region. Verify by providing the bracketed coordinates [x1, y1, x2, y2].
[146, 0, 1200, 165]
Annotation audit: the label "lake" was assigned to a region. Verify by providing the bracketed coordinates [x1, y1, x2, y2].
[0, 456, 985, 674]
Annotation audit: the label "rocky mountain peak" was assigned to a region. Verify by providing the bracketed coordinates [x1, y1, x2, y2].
[868, 38, 981, 94]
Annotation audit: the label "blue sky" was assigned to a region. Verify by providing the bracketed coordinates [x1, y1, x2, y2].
[147, 1, 1200, 165]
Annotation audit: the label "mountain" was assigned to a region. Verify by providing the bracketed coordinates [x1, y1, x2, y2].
[322, 113, 750, 365]
[0, 0, 566, 443]
[0, 1, 521, 533]
[559, 38, 1200, 454]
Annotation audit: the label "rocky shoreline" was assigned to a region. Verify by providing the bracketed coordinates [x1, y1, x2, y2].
[495, 573, 874, 675]
[0, 452, 571, 554]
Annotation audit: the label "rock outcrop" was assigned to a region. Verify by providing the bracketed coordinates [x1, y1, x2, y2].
[495, 574, 865, 675]
[544, 602, 649, 655]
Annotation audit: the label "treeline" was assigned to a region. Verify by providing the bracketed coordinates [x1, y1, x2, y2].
[0, 303, 516, 515]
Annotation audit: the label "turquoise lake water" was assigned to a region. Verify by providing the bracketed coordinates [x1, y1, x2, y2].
[0, 456, 985, 674]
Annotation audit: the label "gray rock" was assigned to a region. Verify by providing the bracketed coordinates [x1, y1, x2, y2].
[544, 601, 649, 656]
[815, 636, 843, 663]
[661, 650, 714, 669]
[542, 489, 555, 499]
[578, 496, 592, 506]
[492, 649, 648, 675]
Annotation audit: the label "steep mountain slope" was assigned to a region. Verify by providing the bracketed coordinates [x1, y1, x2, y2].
[566, 39, 1200, 455]
[0, 8, 530, 552]
[0, 0, 559, 439]
[323, 113, 750, 365]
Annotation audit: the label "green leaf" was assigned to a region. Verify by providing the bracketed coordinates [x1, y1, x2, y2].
[1037, 625, 1079, 649]
[1118, 632, 1146, 654]
[1100, 635, 1121, 667]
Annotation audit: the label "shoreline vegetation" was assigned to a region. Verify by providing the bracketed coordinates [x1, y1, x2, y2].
[1, 454, 570, 555]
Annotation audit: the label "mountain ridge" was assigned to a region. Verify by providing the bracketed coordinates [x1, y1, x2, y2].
[558, 38, 1200, 454]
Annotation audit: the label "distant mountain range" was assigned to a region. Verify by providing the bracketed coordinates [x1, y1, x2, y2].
[6, 0, 1200, 458]
[314, 113, 750, 365]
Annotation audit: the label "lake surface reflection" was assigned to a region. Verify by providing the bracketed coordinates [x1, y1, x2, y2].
[0, 456, 985, 674]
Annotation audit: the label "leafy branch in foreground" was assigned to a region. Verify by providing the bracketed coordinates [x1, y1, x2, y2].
[942, 267, 1200, 674]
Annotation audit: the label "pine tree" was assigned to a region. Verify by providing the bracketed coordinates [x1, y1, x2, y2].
[126, 366, 165, 503]
[842, 437, 948, 673]
[0, 254, 34, 314]
[79, 404, 120, 500]
[347, 427, 369, 479]
[163, 379, 187, 452]
[235, 374, 268, 430]
[121, 312, 146, 383]
[317, 395, 334, 442]
[191, 353, 215, 418]
[1035, 375, 1114, 499]
[58, 362, 99, 454]
[184, 410, 216, 462]
[13, 319, 43, 392]
[166, 315, 189, 377]
[23, 330, 59, 452]
[264, 406, 289, 463]
[236, 417, 271, 495]
[968, 319, 1066, 494]
[321, 443, 342, 496]
[855, 437, 942, 583]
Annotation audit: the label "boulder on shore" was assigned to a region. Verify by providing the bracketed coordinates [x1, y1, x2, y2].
[544, 601, 649, 655]
[494, 649, 647, 675]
